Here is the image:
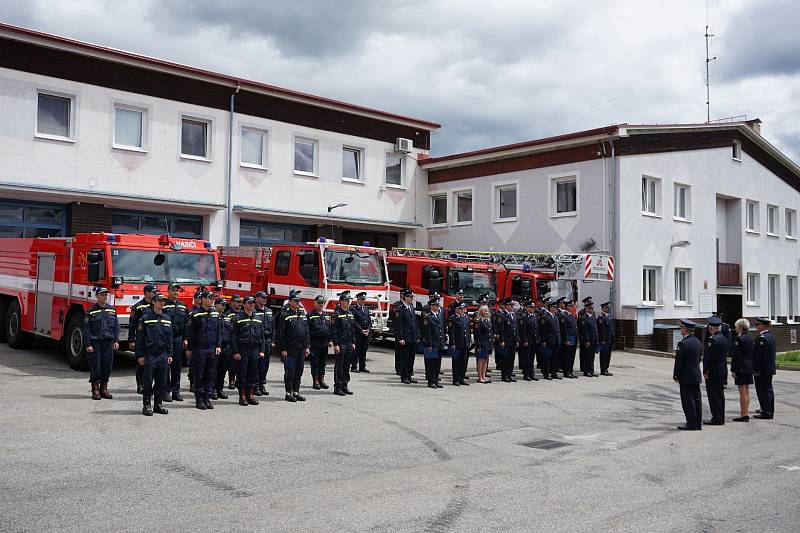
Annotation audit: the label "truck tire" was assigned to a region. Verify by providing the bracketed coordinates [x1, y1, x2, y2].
[63, 312, 88, 370]
[6, 300, 33, 349]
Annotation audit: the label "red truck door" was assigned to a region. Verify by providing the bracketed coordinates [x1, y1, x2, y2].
[33, 252, 56, 337]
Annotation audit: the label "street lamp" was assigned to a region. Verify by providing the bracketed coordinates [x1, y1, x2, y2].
[670, 240, 691, 249]
[327, 203, 348, 240]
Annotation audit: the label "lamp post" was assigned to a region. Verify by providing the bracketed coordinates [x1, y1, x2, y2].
[327, 203, 348, 241]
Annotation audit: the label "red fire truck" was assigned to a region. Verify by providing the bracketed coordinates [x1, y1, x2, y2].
[220, 239, 391, 334]
[0, 233, 222, 369]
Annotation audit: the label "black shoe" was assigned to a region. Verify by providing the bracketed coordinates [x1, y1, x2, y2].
[428, 383, 437, 389]
[217, 390, 228, 400]
[293, 392, 306, 402]
[196, 401, 207, 410]
[142, 402, 153, 416]
[204, 399, 214, 409]
[401, 378, 411, 384]
[210, 391, 218, 400]
[360, 368, 370, 373]
[590, 373, 598, 377]
[352, 368, 360, 373]
[452, 381, 460, 386]
[502, 377, 511, 383]
[351, 366, 358, 372]
[285, 393, 297, 402]
[531, 376, 539, 381]
[254, 387, 263, 397]
[435, 382, 443, 388]
[154, 402, 168, 415]
[247, 396, 259, 406]
[602, 371, 613, 376]
[459, 381, 469, 386]
[523, 375, 532, 381]
[172, 392, 183, 402]
[162, 394, 173, 403]
[227, 383, 236, 390]
[137, 385, 143, 395]
[676, 425, 699, 431]
[343, 388, 354, 395]
[733, 415, 750, 422]
[313, 382, 321, 390]
[319, 381, 329, 390]
[408, 378, 418, 384]
[509, 376, 517, 382]
[704, 419, 723, 426]
[544, 376, 552, 380]
[552, 374, 562, 380]
[753, 413, 773, 419]
[239, 396, 248, 406]
[334, 389, 346, 396]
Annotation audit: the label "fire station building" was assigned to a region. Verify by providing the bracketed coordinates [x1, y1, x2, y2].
[419, 122, 800, 352]
[0, 23, 438, 251]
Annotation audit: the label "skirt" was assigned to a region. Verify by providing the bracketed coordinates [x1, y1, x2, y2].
[734, 373, 754, 386]
[475, 348, 491, 360]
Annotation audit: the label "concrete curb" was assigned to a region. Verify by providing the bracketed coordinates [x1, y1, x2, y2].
[623, 347, 800, 371]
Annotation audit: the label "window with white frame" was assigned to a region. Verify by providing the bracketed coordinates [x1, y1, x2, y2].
[181, 117, 210, 158]
[746, 200, 759, 232]
[788, 276, 797, 320]
[746, 272, 760, 305]
[768, 274, 779, 320]
[431, 194, 447, 226]
[113, 105, 145, 149]
[241, 127, 267, 168]
[385, 153, 403, 186]
[454, 190, 472, 224]
[674, 268, 691, 305]
[732, 140, 742, 160]
[766, 204, 778, 235]
[494, 184, 517, 221]
[36, 91, 74, 140]
[673, 183, 691, 220]
[786, 209, 797, 238]
[642, 266, 661, 304]
[342, 146, 363, 181]
[551, 175, 577, 215]
[294, 137, 317, 175]
[641, 176, 660, 215]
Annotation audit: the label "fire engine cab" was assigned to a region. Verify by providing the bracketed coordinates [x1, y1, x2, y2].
[0, 233, 222, 370]
[220, 239, 391, 334]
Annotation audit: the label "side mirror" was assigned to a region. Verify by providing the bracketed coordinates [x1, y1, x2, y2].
[154, 253, 166, 266]
[111, 276, 123, 288]
[219, 258, 226, 280]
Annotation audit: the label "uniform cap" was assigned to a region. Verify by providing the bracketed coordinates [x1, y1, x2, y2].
[255, 291, 268, 298]
[601, 301, 611, 307]
[201, 290, 214, 299]
[428, 290, 441, 298]
[338, 290, 352, 300]
[288, 289, 302, 300]
[314, 295, 326, 303]
[541, 297, 551, 304]
[707, 316, 722, 327]
[582, 296, 593, 305]
[755, 316, 772, 325]
[502, 297, 515, 305]
[556, 297, 566, 304]
[153, 293, 167, 302]
[231, 294, 243, 302]
[168, 282, 181, 290]
[243, 296, 256, 304]
[457, 301, 468, 308]
[95, 287, 109, 295]
[194, 289, 203, 298]
[428, 297, 440, 306]
[355, 291, 367, 299]
[214, 297, 226, 305]
[455, 289, 464, 296]
[143, 284, 157, 293]
[400, 288, 414, 297]
[524, 299, 536, 308]
[547, 300, 558, 308]
[680, 318, 696, 328]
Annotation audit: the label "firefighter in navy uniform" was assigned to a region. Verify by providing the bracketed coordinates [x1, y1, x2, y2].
[448, 301, 470, 386]
[136, 294, 173, 416]
[187, 289, 203, 393]
[308, 295, 333, 390]
[332, 291, 358, 396]
[560, 301, 579, 379]
[352, 292, 372, 373]
[703, 316, 730, 425]
[517, 299, 538, 381]
[83, 287, 120, 400]
[226, 295, 243, 389]
[578, 297, 599, 377]
[547, 299, 562, 380]
[230, 296, 265, 407]
[162, 282, 189, 402]
[254, 291, 274, 396]
[537, 299, 557, 380]
[421, 297, 446, 388]
[212, 297, 231, 400]
[494, 298, 518, 383]
[394, 289, 419, 384]
[674, 319, 703, 430]
[753, 317, 777, 419]
[186, 290, 223, 410]
[128, 284, 156, 394]
[597, 301, 615, 376]
[276, 289, 311, 402]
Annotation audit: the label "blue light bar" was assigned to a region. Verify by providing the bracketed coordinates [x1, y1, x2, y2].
[362, 241, 370, 246]
[107, 234, 117, 243]
[204, 241, 211, 249]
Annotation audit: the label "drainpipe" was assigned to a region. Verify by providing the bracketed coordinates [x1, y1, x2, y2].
[606, 136, 618, 313]
[226, 84, 241, 246]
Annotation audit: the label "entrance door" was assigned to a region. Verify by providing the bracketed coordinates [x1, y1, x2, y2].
[716, 294, 742, 327]
[34, 253, 56, 336]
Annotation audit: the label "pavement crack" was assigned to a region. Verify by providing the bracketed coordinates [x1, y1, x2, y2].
[384, 419, 453, 462]
[161, 460, 254, 498]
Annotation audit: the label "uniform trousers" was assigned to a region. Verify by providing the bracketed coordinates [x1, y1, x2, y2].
[561, 341, 577, 376]
[599, 344, 612, 373]
[580, 344, 596, 374]
[142, 357, 168, 402]
[88, 339, 114, 384]
[354, 334, 369, 370]
[168, 336, 184, 393]
[451, 347, 467, 383]
[214, 347, 231, 393]
[425, 353, 442, 384]
[283, 349, 305, 393]
[499, 344, 516, 379]
[258, 345, 272, 387]
[518, 344, 534, 378]
[236, 345, 260, 390]
[754, 374, 775, 416]
[705, 376, 726, 423]
[680, 383, 703, 429]
[540, 345, 552, 378]
[549, 345, 560, 377]
[191, 349, 217, 402]
[335, 346, 353, 391]
[309, 344, 328, 378]
[398, 342, 416, 380]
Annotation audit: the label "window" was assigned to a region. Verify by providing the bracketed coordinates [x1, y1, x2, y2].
[241, 128, 267, 168]
[494, 183, 517, 221]
[786, 209, 797, 239]
[274, 251, 291, 276]
[342, 147, 363, 181]
[642, 266, 661, 304]
[454, 191, 473, 224]
[112, 211, 202, 239]
[788, 276, 797, 320]
[388, 262, 408, 289]
[674, 268, 691, 305]
[768, 275, 779, 320]
[641, 176, 660, 215]
[746, 273, 760, 305]
[0, 201, 65, 238]
[766, 205, 778, 235]
[181, 117, 209, 159]
[746, 201, 759, 232]
[551, 175, 577, 216]
[732, 140, 742, 160]
[385, 153, 403, 186]
[239, 220, 311, 246]
[36, 92, 73, 139]
[113, 106, 144, 149]
[294, 137, 317, 175]
[673, 183, 691, 220]
[431, 194, 447, 226]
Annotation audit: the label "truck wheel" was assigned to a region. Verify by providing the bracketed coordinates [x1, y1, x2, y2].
[63, 313, 88, 370]
[6, 300, 33, 349]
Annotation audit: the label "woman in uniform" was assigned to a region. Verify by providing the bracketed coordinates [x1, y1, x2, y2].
[731, 318, 754, 422]
[474, 305, 493, 383]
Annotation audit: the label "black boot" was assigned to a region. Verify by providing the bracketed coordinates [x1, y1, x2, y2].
[216, 389, 228, 400]
[238, 389, 248, 406]
[153, 400, 168, 415]
[293, 391, 306, 402]
[285, 393, 297, 402]
[142, 399, 153, 416]
[91, 383, 101, 401]
[100, 383, 113, 399]
[204, 398, 214, 410]
[247, 387, 259, 405]
[196, 399, 207, 410]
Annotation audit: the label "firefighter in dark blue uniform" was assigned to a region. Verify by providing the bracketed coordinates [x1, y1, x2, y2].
[83, 287, 120, 400]
[753, 317, 777, 419]
[352, 292, 372, 373]
[448, 301, 470, 386]
[494, 298, 518, 382]
[702, 316, 729, 425]
[136, 294, 173, 416]
[394, 289, 419, 384]
[276, 289, 311, 402]
[186, 290, 223, 410]
[162, 282, 189, 402]
[597, 301, 615, 376]
[421, 297, 446, 388]
[254, 291, 274, 396]
[331, 291, 357, 396]
[128, 284, 156, 394]
[230, 296, 265, 406]
[517, 299, 538, 381]
[674, 319, 703, 430]
[187, 289, 202, 393]
[212, 297, 231, 400]
[578, 297, 599, 377]
[225, 295, 243, 390]
[560, 300, 579, 379]
[538, 300, 559, 380]
[308, 295, 332, 390]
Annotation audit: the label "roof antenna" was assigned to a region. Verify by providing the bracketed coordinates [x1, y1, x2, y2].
[705, 1, 717, 123]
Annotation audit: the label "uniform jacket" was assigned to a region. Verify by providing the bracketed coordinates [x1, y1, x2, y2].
[307, 309, 333, 349]
[186, 306, 223, 352]
[730, 333, 754, 375]
[559, 310, 578, 345]
[220, 308, 236, 349]
[422, 309, 446, 349]
[255, 305, 275, 347]
[135, 309, 173, 360]
[276, 306, 311, 352]
[83, 303, 120, 345]
[538, 311, 559, 347]
[392, 301, 419, 344]
[597, 312, 615, 348]
[448, 312, 471, 349]
[753, 330, 777, 376]
[518, 310, 538, 347]
[673, 333, 702, 384]
[127, 297, 152, 341]
[703, 331, 730, 378]
[352, 303, 372, 334]
[578, 310, 599, 346]
[230, 310, 266, 354]
[331, 305, 358, 347]
[474, 318, 493, 354]
[163, 298, 189, 338]
[493, 309, 518, 347]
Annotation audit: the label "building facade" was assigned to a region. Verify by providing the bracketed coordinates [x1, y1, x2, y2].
[420, 122, 800, 352]
[0, 23, 439, 250]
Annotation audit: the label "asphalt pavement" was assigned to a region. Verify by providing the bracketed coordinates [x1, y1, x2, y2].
[1, 340, 799, 533]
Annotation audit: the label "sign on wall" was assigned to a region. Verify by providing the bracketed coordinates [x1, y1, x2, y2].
[698, 293, 713, 314]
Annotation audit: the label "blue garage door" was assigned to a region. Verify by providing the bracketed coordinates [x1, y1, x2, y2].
[112, 210, 203, 239]
[0, 200, 65, 238]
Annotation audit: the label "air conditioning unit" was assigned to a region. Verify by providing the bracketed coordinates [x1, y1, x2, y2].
[395, 137, 413, 153]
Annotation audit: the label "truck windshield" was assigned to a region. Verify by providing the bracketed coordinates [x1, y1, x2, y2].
[540, 279, 575, 302]
[324, 250, 386, 286]
[448, 269, 497, 300]
[110, 249, 218, 285]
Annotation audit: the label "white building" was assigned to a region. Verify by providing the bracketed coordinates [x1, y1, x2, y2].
[0, 23, 439, 249]
[420, 121, 800, 351]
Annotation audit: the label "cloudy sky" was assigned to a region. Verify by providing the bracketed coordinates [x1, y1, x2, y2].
[2, 0, 799, 158]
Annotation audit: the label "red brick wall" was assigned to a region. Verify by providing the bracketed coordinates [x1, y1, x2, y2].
[66, 202, 112, 236]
